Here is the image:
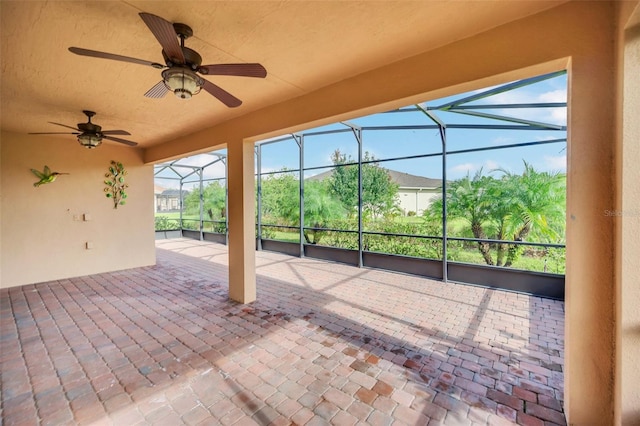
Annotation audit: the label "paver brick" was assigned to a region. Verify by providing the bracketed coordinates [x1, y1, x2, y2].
[355, 387, 378, 405]
[393, 404, 430, 424]
[517, 411, 546, 426]
[0, 240, 565, 426]
[350, 371, 377, 389]
[331, 410, 359, 426]
[487, 388, 523, 411]
[454, 377, 488, 397]
[323, 388, 353, 410]
[525, 402, 567, 425]
[538, 394, 564, 411]
[369, 380, 392, 397]
[496, 403, 517, 422]
[313, 400, 340, 420]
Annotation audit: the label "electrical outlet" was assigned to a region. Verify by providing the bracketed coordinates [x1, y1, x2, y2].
[85, 242, 94, 249]
[83, 213, 92, 221]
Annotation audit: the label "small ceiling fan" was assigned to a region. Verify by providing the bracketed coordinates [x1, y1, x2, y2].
[69, 12, 267, 107]
[29, 110, 138, 149]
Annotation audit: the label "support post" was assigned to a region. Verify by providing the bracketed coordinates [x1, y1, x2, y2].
[294, 134, 305, 258]
[440, 127, 448, 283]
[199, 168, 204, 241]
[417, 106, 447, 282]
[342, 122, 364, 267]
[224, 158, 229, 245]
[227, 140, 257, 303]
[179, 180, 184, 231]
[256, 145, 262, 251]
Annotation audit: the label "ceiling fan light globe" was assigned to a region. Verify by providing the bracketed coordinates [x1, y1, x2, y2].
[174, 89, 192, 100]
[162, 68, 202, 100]
[78, 133, 102, 149]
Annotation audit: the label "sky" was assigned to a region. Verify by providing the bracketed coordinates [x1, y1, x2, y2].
[155, 72, 567, 190]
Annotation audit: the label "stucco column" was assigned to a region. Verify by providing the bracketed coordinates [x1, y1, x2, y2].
[226, 139, 256, 303]
[616, 7, 640, 424]
[565, 22, 617, 425]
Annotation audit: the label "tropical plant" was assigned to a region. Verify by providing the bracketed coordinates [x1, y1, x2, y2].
[259, 171, 299, 225]
[302, 180, 346, 243]
[184, 181, 226, 221]
[155, 215, 179, 231]
[328, 149, 399, 219]
[259, 171, 345, 244]
[494, 162, 566, 266]
[426, 163, 566, 267]
[427, 170, 496, 264]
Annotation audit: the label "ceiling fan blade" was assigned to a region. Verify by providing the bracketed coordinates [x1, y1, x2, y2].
[48, 122, 82, 131]
[144, 81, 169, 98]
[28, 132, 78, 135]
[202, 80, 242, 108]
[139, 13, 185, 64]
[198, 63, 267, 78]
[103, 135, 138, 147]
[101, 130, 131, 136]
[69, 47, 163, 68]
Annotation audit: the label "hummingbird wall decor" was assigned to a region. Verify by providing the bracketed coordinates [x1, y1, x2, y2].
[30, 165, 69, 187]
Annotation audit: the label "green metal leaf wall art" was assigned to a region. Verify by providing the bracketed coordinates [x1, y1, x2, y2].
[104, 160, 129, 209]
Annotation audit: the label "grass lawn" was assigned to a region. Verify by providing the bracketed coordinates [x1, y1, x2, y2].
[156, 212, 197, 220]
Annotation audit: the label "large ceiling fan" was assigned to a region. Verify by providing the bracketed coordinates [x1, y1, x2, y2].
[29, 110, 138, 149]
[69, 12, 267, 107]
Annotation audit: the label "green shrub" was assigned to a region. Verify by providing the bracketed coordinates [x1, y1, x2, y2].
[155, 216, 179, 231]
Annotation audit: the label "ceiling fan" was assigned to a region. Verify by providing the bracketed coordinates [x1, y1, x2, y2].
[29, 110, 138, 149]
[68, 12, 267, 107]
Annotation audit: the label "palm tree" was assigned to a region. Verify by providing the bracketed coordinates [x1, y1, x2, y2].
[495, 162, 566, 267]
[428, 163, 566, 268]
[444, 170, 496, 265]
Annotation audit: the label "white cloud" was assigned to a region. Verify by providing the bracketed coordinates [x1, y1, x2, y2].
[548, 107, 567, 124]
[539, 89, 567, 103]
[450, 163, 477, 174]
[544, 155, 567, 171]
[484, 160, 500, 171]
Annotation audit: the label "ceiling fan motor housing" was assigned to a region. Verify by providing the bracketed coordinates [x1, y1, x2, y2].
[162, 47, 202, 69]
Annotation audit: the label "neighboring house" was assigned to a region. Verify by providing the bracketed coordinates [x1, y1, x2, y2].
[386, 170, 441, 216]
[156, 188, 189, 212]
[154, 185, 165, 212]
[307, 168, 441, 216]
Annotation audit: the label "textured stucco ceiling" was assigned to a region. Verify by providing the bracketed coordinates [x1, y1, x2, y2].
[0, 1, 565, 151]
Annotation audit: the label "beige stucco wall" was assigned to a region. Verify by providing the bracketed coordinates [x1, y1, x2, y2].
[616, 3, 640, 424]
[0, 131, 155, 288]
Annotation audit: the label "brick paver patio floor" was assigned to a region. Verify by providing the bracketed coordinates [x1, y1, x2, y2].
[1, 238, 566, 425]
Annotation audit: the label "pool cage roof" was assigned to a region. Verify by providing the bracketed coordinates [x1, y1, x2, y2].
[154, 70, 567, 185]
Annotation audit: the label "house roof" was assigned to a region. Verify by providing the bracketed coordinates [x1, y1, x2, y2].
[386, 170, 441, 189]
[159, 189, 189, 197]
[307, 168, 440, 189]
